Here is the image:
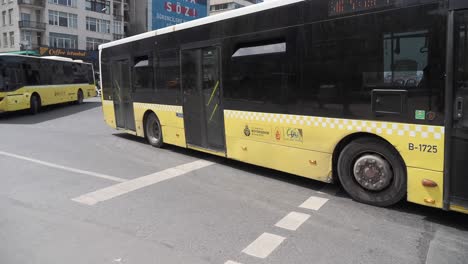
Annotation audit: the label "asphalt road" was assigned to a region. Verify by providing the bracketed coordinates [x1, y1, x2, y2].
[0, 97, 467, 264]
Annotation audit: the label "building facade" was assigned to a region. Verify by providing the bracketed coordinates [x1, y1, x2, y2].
[127, 0, 262, 37]
[209, 0, 261, 15]
[0, 0, 127, 54]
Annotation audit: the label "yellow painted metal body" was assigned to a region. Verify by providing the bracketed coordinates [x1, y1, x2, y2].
[102, 102, 456, 211]
[133, 103, 186, 148]
[450, 205, 468, 214]
[0, 84, 96, 112]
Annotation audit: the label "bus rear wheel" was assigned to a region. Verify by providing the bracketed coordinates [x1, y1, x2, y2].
[30, 94, 41, 115]
[76, 90, 84, 105]
[145, 113, 164, 148]
[337, 137, 406, 207]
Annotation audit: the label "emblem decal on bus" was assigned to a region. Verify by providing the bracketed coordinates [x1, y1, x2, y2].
[244, 125, 251, 137]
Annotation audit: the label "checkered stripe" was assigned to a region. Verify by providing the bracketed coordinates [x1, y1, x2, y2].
[224, 110, 444, 140]
[134, 103, 183, 113]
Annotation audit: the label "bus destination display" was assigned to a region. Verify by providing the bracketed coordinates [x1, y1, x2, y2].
[329, 0, 395, 16]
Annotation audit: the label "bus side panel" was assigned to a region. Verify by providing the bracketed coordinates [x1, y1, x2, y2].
[226, 136, 333, 182]
[102, 100, 117, 129]
[3, 91, 30, 112]
[407, 168, 443, 208]
[224, 110, 445, 207]
[80, 84, 97, 99]
[133, 103, 186, 147]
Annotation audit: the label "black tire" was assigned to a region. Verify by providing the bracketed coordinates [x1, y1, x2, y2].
[30, 94, 40, 115]
[76, 90, 84, 105]
[145, 113, 164, 148]
[337, 137, 406, 207]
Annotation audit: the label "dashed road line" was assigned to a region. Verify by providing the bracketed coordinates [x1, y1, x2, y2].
[299, 196, 329, 211]
[225, 261, 243, 264]
[242, 232, 286, 259]
[0, 150, 126, 183]
[72, 159, 214, 205]
[275, 211, 311, 231]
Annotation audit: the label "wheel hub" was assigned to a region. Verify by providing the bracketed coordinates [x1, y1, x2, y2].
[353, 154, 393, 191]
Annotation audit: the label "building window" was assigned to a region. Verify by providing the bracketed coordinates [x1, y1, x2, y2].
[86, 37, 108, 50]
[86, 17, 110, 33]
[48, 10, 78, 28]
[113, 21, 122, 34]
[8, 9, 12, 25]
[48, 0, 77, 7]
[2, 11, 6, 26]
[21, 30, 32, 47]
[85, 0, 110, 14]
[49, 32, 78, 49]
[20, 13, 31, 21]
[9, 31, 13, 47]
[210, 3, 243, 11]
[3, 33, 7, 48]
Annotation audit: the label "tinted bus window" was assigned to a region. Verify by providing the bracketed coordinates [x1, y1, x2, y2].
[133, 55, 153, 90]
[292, 4, 446, 124]
[24, 60, 41, 86]
[155, 49, 180, 104]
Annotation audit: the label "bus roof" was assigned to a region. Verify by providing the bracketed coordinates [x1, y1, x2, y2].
[99, 0, 304, 50]
[0, 53, 92, 65]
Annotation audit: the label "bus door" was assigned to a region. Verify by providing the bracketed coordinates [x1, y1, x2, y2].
[450, 10, 468, 207]
[181, 46, 225, 152]
[112, 58, 136, 131]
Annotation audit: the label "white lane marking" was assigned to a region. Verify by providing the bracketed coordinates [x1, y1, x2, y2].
[275, 211, 311, 231]
[72, 160, 214, 205]
[242, 232, 286, 259]
[0, 150, 126, 183]
[299, 196, 329, 211]
[225, 261, 242, 264]
[317, 184, 339, 196]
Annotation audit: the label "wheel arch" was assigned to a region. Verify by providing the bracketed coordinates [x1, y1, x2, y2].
[142, 110, 158, 138]
[331, 132, 406, 184]
[30, 92, 41, 104]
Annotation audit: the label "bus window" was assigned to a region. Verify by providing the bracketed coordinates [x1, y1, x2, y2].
[24, 60, 41, 86]
[226, 38, 289, 106]
[383, 31, 428, 87]
[155, 49, 180, 104]
[63, 64, 74, 84]
[156, 50, 179, 91]
[132, 55, 153, 90]
[52, 62, 65, 85]
[87, 67, 94, 85]
[72, 64, 88, 84]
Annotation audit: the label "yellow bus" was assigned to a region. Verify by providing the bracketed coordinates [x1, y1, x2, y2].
[0, 54, 96, 114]
[99, 0, 468, 213]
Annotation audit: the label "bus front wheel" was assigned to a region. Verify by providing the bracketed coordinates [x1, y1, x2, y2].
[145, 113, 164, 148]
[337, 137, 406, 207]
[30, 95, 41, 115]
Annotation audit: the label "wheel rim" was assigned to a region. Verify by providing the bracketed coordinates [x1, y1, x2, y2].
[352, 154, 393, 191]
[148, 119, 160, 143]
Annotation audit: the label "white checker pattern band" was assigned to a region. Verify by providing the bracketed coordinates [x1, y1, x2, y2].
[224, 110, 444, 140]
[134, 103, 183, 113]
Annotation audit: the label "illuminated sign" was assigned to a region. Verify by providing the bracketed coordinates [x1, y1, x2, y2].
[329, 0, 395, 16]
[151, 0, 208, 30]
